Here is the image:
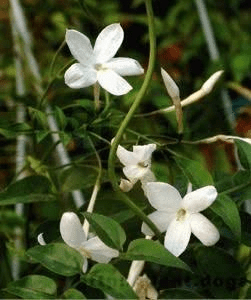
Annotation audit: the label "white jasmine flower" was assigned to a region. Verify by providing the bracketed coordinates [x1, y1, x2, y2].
[59, 212, 119, 272]
[64, 23, 144, 96]
[142, 182, 220, 257]
[117, 144, 156, 191]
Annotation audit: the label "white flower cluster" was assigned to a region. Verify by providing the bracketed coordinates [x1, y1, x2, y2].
[116, 142, 220, 257]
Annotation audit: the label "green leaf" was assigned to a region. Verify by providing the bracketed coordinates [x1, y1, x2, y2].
[82, 264, 137, 299]
[27, 243, 84, 276]
[5, 275, 57, 299]
[3, 175, 52, 195]
[83, 212, 126, 251]
[159, 288, 203, 299]
[0, 122, 32, 138]
[0, 176, 55, 206]
[210, 194, 241, 241]
[174, 156, 214, 188]
[60, 166, 99, 192]
[216, 170, 251, 195]
[195, 246, 245, 298]
[240, 211, 251, 247]
[122, 239, 191, 272]
[0, 210, 24, 235]
[235, 139, 251, 170]
[63, 288, 86, 299]
[28, 107, 48, 128]
[54, 106, 67, 130]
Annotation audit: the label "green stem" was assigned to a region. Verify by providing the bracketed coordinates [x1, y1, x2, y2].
[108, 0, 162, 240]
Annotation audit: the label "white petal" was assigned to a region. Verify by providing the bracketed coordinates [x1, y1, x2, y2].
[161, 68, 180, 100]
[164, 218, 191, 257]
[181, 186, 218, 213]
[190, 213, 220, 246]
[133, 144, 156, 162]
[141, 211, 174, 236]
[60, 212, 86, 248]
[97, 69, 132, 95]
[37, 233, 46, 246]
[144, 182, 182, 211]
[82, 258, 88, 273]
[117, 145, 139, 166]
[123, 165, 148, 183]
[83, 236, 119, 263]
[106, 57, 144, 76]
[94, 23, 124, 63]
[64, 63, 97, 89]
[65, 29, 94, 66]
[141, 170, 156, 185]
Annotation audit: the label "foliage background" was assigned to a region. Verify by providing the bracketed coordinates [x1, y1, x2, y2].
[1, 0, 251, 298]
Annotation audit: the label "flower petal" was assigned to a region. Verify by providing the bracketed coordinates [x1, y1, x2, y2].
[37, 233, 46, 246]
[65, 63, 97, 89]
[82, 258, 88, 273]
[106, 57, 144, 76]
[97, 69, 132, 95]
[190, 213, 220, 246]
[94, 23, 124, 63]
[117, 145, 139, 166]
[65, 29, 94, 66]
[141, 211, 174, 236]
[141, 170, 156, 185]
[83, 236, 119, 263]
[144, 182, 182, 211]
[60, 212, 86, 248]
[133, 144, 156, 162]
[181, 186, 218, 213]
[123, 165, 148, 183]
[164, 218, 191, 257]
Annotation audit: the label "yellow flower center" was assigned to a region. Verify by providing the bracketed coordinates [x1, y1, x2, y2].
[77, 246, 92, 259]
[95, 63, 107, 71]
[138, 161, 149, 168]
[176, 208, 187, 222]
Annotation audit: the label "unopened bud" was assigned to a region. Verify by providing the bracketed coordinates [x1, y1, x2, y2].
[202, 70, 224, 94]
[37, 233, 46, 245]
[161, 68, 180, 101]
[120, 179, 134, 192]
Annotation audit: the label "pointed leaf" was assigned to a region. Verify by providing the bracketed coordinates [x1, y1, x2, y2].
[82, 264, 137, 299]
[63, 288, 86, 299]
[122, 239, 191, 272]
[174, 156, 214, 188]
[235, 139, 251, 170]
[5, 275, 57, 299]
[195, 246, 245, 298]
[0, 176, 55, 206]
[27, 243, 84, 276]
[60, 166, 99, 192]
[83, 212, 126, 251]
[210, 194, 241, 241]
